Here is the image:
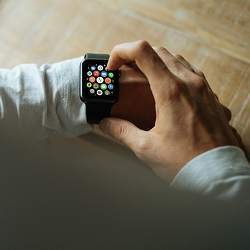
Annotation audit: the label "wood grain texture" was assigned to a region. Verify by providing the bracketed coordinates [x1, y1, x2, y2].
[0, 0, 249, 151]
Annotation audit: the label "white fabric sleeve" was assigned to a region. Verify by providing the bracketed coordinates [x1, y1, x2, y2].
[0, 57, 91, 138]
[170, 146, 250, 202]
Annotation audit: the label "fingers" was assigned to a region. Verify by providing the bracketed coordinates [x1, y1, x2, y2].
[154, 47, 196, 81]
[175, 55, 196, 72]
[98, 117, 146, 151]
[174, 53, 220, 100]
[156, 49, 229, 124]
[108, 40, 175, 95]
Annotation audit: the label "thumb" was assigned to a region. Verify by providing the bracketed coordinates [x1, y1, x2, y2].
[98, 117, 144, 150]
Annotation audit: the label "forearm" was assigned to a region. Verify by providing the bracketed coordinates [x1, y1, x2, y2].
[0, 57, 91, 138]
[170, 146, 250, 203]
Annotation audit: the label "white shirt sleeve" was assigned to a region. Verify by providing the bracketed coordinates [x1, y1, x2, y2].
[170, 146, 250, 202]
[0, 57, 91, 138]
[1, 59, 250, 203]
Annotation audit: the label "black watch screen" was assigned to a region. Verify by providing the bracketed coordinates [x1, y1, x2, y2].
[80, 59, 119, 102]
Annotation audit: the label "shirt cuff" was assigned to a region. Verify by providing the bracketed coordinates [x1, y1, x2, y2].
[42, 57, 92, 137]
[170, 146, 250, 198]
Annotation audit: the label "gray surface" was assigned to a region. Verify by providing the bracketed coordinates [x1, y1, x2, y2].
[1, 133, 250, 250]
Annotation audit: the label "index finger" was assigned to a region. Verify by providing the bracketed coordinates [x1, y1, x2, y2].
[107, 40, 175, 94]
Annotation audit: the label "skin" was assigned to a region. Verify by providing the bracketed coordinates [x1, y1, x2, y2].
[93, 40, 246, 180]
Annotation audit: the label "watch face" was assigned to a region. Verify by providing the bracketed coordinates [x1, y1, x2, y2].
[80, 59, 119, 102]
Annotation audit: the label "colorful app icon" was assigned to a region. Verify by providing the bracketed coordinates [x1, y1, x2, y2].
[97, 65, 104, 71]
[100, 84, 107, 90]
[89, 89, 95, 94]
[90, 65, 96, 71]
[93, 83, 99, 89]
[86, 82, 92, 88]
[93, 70, 100, 77]
[89, 76, 95, 83]
[101, 71, 108, 77]
[87, 71, 92, 76]
[108, 84, 114, 90]
[97, 77, 104, 83]
[108, 72, 114, 78]
[105, 77, 111, 84]
[104, 90, 110, 95]
[97, 90, 103, 96]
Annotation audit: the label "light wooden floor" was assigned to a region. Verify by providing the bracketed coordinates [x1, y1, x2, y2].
[0, 0, 249, 151]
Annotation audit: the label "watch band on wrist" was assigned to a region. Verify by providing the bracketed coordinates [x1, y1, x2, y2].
[84, 53, 110, 61]
[84, 53, 113, 124]
[86, 102, 113, 124]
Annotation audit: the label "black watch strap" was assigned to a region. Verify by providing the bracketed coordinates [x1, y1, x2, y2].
[86, 102, 113, 124]
[84, 53, 109, 60]
[84, 53, 113, 124]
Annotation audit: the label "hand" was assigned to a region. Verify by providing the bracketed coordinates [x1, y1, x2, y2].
[94, 40, 242, 180]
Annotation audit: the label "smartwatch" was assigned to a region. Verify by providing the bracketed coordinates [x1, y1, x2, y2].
[80, 53, 120, 124]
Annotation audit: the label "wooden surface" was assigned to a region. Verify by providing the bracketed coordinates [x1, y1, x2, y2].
[0, 0, 249, 151]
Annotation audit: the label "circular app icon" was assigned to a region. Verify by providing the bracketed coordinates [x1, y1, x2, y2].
[89, 89, 95, 94]
[93, 70, 100, 77]
[89, 76, 95, 83]
[97, 77, 104, 83]
[101, 71, 108, 77]
[97, 65, 104, 71]
[90, 65, 96, 71]
[108, 84, 114, 90]
[105, 77, 111, 84]
[108, 72, 114, 78]
[86, 82, 92, 88]
[93, 83, 99, 89]
[87, 71, 92, 76]
[100, 84, 107, 90]
[104, 90, 110, 95]
[97, 90, 103, 96]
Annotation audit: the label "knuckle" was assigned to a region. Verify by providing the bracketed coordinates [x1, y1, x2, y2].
[156, 46, 167, 54]
[117, 123, 129, 139]
[196, 70, 205, 78]
[175, 54, 184, 61]
[192, 76, 206, 91]
[171, 57, 181, 68]
[112, 44, 121, 54]
[135, 40, 151, 54]
[167, 80, 184, 101]
[134, 136, 150, 156]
